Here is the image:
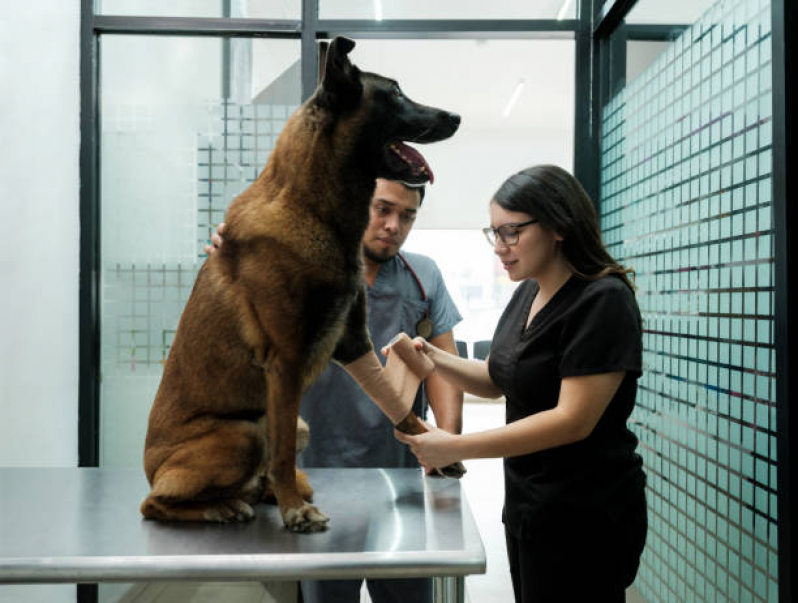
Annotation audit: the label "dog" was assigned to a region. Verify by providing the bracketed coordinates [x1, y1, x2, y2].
[140, 37, 460, 532]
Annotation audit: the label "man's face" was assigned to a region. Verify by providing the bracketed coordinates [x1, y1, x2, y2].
[362, 179, 421, 263]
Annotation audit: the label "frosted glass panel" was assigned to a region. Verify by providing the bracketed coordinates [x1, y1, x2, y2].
[600, 0, 777, 600]
[99, 36, 300, 468]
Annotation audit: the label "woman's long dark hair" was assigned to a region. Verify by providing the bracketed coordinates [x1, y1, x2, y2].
[492, 165, 636, 291]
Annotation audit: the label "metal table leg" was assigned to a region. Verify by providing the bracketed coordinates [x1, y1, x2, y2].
[433, 576, 465, 603]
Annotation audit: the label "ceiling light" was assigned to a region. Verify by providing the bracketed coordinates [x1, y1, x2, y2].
[502, 79, 525, 118]
[557, 0, 574, 20]
[374, 0, 383, 21]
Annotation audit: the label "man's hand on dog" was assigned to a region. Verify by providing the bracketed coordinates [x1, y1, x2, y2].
[204, 222, 225, 255]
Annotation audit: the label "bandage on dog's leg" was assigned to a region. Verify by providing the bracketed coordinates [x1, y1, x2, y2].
[385, 332, 435, 378]
[344, 333, 433, 426]
[384, 333, 435, 430]
[344, 335, 467, 479]
[344, 351, 415, 425]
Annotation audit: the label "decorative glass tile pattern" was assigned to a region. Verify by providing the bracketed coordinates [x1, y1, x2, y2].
[103, 101, 296, 374]
[600, 0, 776, 600]
[102, 263, 197, 376]
[196, 102, 295, 257]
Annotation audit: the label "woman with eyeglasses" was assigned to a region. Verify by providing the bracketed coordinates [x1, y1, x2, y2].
[394, 164, 647, 603]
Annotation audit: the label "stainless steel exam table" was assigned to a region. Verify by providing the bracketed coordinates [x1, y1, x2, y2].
[0, 467, 485, 602]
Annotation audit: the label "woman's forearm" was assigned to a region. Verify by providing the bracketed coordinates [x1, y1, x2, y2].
[395, 405, 586, 469]
[425, 331, 463, 434]
[427, 345, 503, 399]
[450, 373, 625, 460]
[453, 406, 584, 460]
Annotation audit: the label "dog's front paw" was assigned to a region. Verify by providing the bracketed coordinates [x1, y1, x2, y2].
[283, 503, 330, 533]
[394, 411, 426, 435]
[203, 499, 256, 522]
[436, 461, 467, 479]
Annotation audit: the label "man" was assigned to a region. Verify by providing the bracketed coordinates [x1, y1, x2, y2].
[209, 178, 463, 603]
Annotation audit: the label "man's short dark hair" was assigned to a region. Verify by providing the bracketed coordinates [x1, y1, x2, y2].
[399, 182, 426, 205]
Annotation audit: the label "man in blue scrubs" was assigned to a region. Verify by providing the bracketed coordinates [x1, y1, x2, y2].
[299, 178, 463, 603]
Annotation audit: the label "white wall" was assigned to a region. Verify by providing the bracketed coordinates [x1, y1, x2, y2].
[0, 6, 81, 600]
[0, 2, 80, 467]
[415, 126, 574, 230]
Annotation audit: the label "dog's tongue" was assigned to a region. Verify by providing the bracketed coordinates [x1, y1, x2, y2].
[393, 142, 435, 184]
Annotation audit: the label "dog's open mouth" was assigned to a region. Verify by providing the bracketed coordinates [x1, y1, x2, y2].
[387, 141, 435, 184]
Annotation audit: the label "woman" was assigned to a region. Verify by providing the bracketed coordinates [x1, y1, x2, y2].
[394, 165, 647, 602]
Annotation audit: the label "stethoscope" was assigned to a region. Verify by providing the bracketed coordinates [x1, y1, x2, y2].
[397, 252, 434, 340]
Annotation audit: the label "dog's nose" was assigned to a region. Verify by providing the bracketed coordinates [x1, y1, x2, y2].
[447, 112, 461, 128]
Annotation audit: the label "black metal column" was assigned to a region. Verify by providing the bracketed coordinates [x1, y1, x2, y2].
[573, 0, 602, 209]
[78, 3, 100, 602]
[78, 0, 100, 470]
[772, 1, 794, 601]
[301, 0, 319, 101]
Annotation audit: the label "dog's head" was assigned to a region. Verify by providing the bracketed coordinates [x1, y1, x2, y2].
[315, 37, 460, 185]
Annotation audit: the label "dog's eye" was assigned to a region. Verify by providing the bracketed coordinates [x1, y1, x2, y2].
[392, 85, 404, 99]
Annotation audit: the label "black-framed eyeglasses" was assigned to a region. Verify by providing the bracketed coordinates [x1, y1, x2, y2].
[482, 219, 539, 247]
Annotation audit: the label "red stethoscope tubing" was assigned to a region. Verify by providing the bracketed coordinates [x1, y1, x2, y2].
[397, 252, 433, 337]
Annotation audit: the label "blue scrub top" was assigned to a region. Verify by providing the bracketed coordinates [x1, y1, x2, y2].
[299, 252, 462, 469]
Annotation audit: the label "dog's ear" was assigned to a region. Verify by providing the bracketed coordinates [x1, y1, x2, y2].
[318, 36, 362, 110]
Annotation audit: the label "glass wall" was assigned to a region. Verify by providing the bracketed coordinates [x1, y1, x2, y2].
[92, 31, 573, 603]
[601, 0, 777, 600]
[99, 36, 301, 468]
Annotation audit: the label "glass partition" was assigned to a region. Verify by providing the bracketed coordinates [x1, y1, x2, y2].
[99, 35, 301, 468]
[601, 0, 778, 600]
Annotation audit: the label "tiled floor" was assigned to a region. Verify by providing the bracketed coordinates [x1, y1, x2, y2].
[458, 398, 513, 603]
[109, 583, 294, 603]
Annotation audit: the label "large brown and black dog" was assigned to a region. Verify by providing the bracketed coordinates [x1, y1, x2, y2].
[140, 37, 460, 532]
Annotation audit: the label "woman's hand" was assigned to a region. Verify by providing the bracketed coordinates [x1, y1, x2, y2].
[203, 222, 226, 255]
[394, 421, 462, 469]
[380, 335, 436, 365]
[380, 333, 435, 364]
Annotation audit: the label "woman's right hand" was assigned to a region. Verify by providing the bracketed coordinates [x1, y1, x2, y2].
[203, 222, 226, 255]
[412, 337, 504, 400]
[411, 335, 437, 356]
[380, 334, 437, 372]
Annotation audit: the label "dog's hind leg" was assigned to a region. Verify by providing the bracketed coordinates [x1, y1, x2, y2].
[266, 359, 329, 532]
[141, 422, 264, 522]
[141, 495, 256, 523]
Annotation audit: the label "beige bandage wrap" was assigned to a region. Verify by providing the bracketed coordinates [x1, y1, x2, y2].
[344, 333, 434, 425]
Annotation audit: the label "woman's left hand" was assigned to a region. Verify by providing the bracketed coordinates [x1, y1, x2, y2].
[394, 421, 462, 469]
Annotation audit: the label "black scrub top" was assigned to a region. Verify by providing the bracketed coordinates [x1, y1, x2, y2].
[488, 274, 645, 540]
